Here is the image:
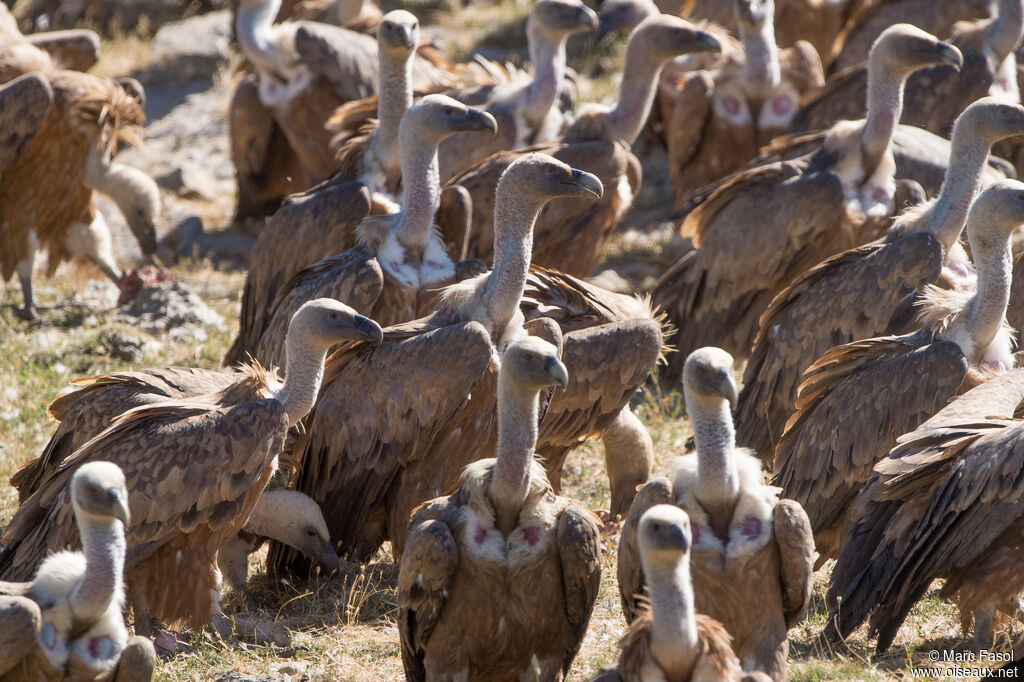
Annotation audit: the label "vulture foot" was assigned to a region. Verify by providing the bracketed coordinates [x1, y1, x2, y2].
[13, 304, 38, 322]
[973, 604, 995, 651]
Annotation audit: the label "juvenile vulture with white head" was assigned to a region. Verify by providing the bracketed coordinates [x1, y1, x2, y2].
[794, 0, 1024, 141]
[618, 348, 814, 682]
[652, 24, 964, 369]
[0, 462, 157, 682]
[0, 299, 383, 635]
[435, 0, 598, 182]
[773, 180, 1024, 562]
[230, 0, 456, 218]
[737, 98, 1024, 466]
[824, 367, 1024, 652]
[397, 336, 601, 682]
[593, 505, 766, 682]
[448, 13, 722, 277]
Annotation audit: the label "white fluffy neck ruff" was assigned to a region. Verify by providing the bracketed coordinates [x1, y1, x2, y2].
[644, 555, 700, 676]
[685, 393, 740, 513]
[71, 516, 126, 622]
[276, 319, 330, 426]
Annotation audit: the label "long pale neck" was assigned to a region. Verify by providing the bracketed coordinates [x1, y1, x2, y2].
[395, 138, 441, 254]
[278, 334, 329, 426]
[988, 0, 1024, 61]
[375, 51, 414, 178]
[489, 378, 540, 535]
[861, 56, 905, 174]
[927, 126, 992, 252]
[951, 235, 1012, 361]
[237, 0, 282, 72]
[645, 560, 700, 676]
[608, 45, 661, 145]
[71, 519, 125, 621]
[481, 191, 538, 337]
[687, 395, 740, 513]
[525, 29, 567, 130]
[740, 21, 781, 100]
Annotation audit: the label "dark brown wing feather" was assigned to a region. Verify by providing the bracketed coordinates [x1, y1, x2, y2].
[616, 477, 674, 622]
[0, 74, 51, 177]
[26, 29, 100, 72]
[557, 503, 602, 674]
[772, 499, 815, 628]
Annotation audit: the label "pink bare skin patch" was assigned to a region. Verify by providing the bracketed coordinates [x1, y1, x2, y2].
[771, 96, 792, 116]
[871, 187, 890, 204]
[691, 523, 701, 546]
[88, 635, 113, 660]
[723, 96, 741, 117]
[523, 526, 541, 546]
[740, 516, 762, 541]
[474, 527, 487, 545]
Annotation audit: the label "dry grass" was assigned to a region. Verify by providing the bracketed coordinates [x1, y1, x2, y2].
[1, 265, 1020, 681]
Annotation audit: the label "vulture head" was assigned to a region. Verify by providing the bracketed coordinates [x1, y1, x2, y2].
[638, 504, 692, 564]
[401, 95, 498, 144]
[870, 24, 963, 77]
[966, 179, 1024, 250]
[597, 0, 658, 39]
[683, 347, 738, 410]
[955, 97, 1024, 145]
[71, 462, 130, 528]
[734, 0, 773, 30]
[630, 14, 722, 64]
[377, 10, 419, 57]
[267, 490, 340, 575]
[289, 298, 384, 348]
[502, 336, 569, 391]
[120, 168, 161, 258]
[499, 153, 604, 204]
[531, 0, 599, 41]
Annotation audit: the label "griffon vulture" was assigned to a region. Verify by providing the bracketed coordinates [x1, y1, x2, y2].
[397, 336, 601, 682]
[773, 181, 1024, 561]
[618, 348, 814, 682]
[823, 367, 1024, 652]
[448, 14, 722, 278]
[736, 98, 1024, 465]
[652, 24, 964, 369]
[592, 505, 766, 682]
[0, 462, 157, 682]
[0, 300, 383, 634]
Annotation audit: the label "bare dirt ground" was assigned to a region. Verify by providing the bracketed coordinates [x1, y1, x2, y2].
[1, 2, 1021, 680]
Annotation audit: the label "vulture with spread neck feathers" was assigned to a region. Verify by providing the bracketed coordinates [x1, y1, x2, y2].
[773, 181, 1024, 562]
[0, 463, 156, 682]
[665, 0, 824, 204]
[0, 300, 383, 634]
[0, 31, 158, 321]
[222, 95, 492, 368]
[736, 98, 1024, 466]
[824, 367, 1024, 652]
[397, 336, 601, 682]
[652, 24, 964, 369]
[435, 0, 598, 183]
[229, 0, 456, 219]
[618, 348, 814, 682]
[592, 505, 766, 682]
[448, 14, 722, 278]
[793, 0, 1024, 140]
[249, 96, 498, 369]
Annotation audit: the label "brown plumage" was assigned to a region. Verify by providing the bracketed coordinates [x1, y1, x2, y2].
[825, 367, 1024, 652]
[24, 29, 101, 72]
[448, 14, 721, 278]
[736, 98, 1024, 466]
[398, 337, 601, 682]
[230, 0, 456, 219]
[665, 0, 824, 204]
[0, 300, 383, 632]
[794, 0, 1023, 140]
[618, 349, 814, 682]
[652, 24, 964, 370]
[773, 181, 1024, 562]
[0, 74, 52, 179]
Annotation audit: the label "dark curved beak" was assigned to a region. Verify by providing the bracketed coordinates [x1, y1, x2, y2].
[736, 0, 766, 26]
[935, 41, 963, 71]
[459, 108, 499, 135]
[133, 223, 158, 257]
[563, 168, 604, 200]
[691, 29, 722, 54]
[318, 550, 341, 574]
[397, 25, 416, 51]
[544, 354, 569, 388]
[722, 373, 738, 411]
[351, 314, 384, 344]
[108, 489, 131, 526]
[577, 5, 599, 31]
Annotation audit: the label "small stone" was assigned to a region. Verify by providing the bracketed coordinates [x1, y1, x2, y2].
[156, 163, 217, 200]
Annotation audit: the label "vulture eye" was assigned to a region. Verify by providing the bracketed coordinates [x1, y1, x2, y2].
[306, 528, 317, 537]
[412, 21, 418, 29]
[652, 522, 661, 532]
[443, 106, 454, 116]
[544, 163, 556, 175]
[328, 312, 339, 321]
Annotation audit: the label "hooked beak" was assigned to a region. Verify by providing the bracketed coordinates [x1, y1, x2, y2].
[722, 373, 738, 411]
[935, 41, 963, 71]
[577, 5, 599, 32]
[351, 314, 384, 344]
[108, 489, 131, 526]
[544, 355, 569, 388]
[397, 25, 416, 51]
[318, 549, 341, 574]
[691, 29, 722, 54]
[460, 108, 498, 135]
[736, 0, 766, 26]
[563, 168, 604, 200]
[131, 221, 158, 257]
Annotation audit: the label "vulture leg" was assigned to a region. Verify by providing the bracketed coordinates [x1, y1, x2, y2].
[973, 604, 995, 651]
[0, 595, 39, 675]
[113, 636, 156, 682]
[602, 406, 654, 520]
[14, 248, 36, 322]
